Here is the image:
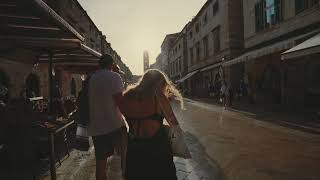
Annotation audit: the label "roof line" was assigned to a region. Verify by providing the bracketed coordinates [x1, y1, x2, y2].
[188, 0, 213, 29]
[73, 0, 101, 33]
[33, 0, 85, 41]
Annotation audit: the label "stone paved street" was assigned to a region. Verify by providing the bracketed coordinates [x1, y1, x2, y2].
[175, 99, 320, 180]
[46, 99, 320, 180]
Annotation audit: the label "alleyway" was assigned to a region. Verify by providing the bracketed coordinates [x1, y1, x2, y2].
[50, 99, 320, 180]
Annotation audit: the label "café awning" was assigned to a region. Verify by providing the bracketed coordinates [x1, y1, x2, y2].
[36, 41, 101, 73]
[223, 40, 295, 67]
[0, 0, 101, 72]
[0, 0, 84, 42]
[176, 70, 199, 83]
[282, 33, 320, 60]
[223, 30, 320, 67]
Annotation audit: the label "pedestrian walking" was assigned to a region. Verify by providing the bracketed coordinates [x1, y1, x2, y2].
[88, 54, 127, 180]
[114, 69, 185, 180]
[239, 79, 245, 99]
[220, 81, 227, 107]
[209, 81, 215, 97]
[75, 75, 91, 152]
[0, 83, 8, 104]
[227, 83, 234, 106]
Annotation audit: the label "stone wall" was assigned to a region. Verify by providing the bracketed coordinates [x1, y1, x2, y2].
[41, 65, 83, 98]
[169, 35, 186, 80]
[0, 58, 33, 98]
[186, 0, 243, 73]
[54, 0, 102, 52]
[243, 0, 320, 48]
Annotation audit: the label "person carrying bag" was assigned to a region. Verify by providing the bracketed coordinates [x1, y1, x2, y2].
[115, 69, 191, 180]
[75, 76, 91, 151]
[156, 93, 191, 159]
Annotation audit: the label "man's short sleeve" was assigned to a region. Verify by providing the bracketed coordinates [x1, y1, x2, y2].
[112, 73, 124, 95]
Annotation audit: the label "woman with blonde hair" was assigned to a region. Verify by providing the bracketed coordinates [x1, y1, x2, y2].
[115, 69, 184, 180]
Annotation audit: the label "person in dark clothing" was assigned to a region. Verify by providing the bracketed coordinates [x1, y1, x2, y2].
[0, 83, 8, 104]
[228, 84, 234, 106]
[115, 69, 185, 180]
[76, 75, 91, 126]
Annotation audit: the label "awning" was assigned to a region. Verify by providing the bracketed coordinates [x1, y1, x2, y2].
[37, 42, 101, 64]
[223, 30, 320, 67]
[176, 70, 199, 83]
[0, 0, 85, 63]
[282, 33, 320, 60]
[0, 0, 84, 41]
[37, 42, 102, 74]
[0, 0, 101, 73]
[200, 62, 222, 72]
[223, 40, 295, 67]
[0, 37, 101, 74]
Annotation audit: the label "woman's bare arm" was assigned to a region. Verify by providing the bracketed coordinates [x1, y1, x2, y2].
[156, 91, 179, 126]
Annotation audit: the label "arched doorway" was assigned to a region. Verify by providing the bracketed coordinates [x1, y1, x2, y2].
[25, 73, 40, 97]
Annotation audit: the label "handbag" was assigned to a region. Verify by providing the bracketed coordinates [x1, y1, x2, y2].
[163, 125, 191, 159]
[155, 93, 191, 159]
[74, 124, 90, 151]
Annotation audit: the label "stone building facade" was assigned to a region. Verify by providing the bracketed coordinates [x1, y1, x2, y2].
[155, 33, 179, 74]
[0, 59, 34, 98]
[234, 0, 320, 107]
[152, 54, 162, 70]
[51, 0, 133, 92]
[184, 0, 244, 97]
[0, 0, 132, 100]
[101, 35, 133, 85]
[161, 0, 319, 109]
[47, 0, 102, 52]
[168, 24, 189, 82]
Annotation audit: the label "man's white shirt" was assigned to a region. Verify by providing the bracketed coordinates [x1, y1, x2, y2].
[88, 69, 125, 136]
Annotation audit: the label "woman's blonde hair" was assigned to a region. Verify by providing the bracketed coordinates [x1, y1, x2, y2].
[125, 69, 184, 109]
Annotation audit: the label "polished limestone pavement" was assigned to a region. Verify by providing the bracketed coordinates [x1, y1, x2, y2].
[44, 99, 320, 180]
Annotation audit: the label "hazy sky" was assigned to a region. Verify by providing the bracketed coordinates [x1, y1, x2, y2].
[78, 0, 207, 75]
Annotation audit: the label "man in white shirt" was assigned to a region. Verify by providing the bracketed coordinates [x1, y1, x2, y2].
[88, 54, 126, 180]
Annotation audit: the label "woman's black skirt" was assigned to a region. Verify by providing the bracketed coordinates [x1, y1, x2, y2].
[125, 127, 177, 180]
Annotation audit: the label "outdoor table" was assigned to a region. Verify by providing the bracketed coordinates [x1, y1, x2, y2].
[38, 119, 75, 180]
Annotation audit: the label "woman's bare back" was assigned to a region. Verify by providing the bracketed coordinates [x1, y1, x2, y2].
[122, 95, 163, 138]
